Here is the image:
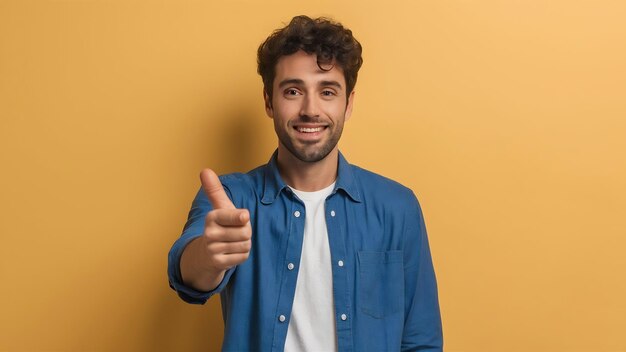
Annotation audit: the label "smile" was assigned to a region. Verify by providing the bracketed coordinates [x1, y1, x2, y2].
[296, 126, 325, 133]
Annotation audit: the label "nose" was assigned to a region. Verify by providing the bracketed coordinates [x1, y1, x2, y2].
[299, 94, 320, 118]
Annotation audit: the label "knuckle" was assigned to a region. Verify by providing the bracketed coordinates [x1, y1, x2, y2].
[212, 255, 225, 268]
[204, 228, 217, 242]
[207, 209, 224, 223]
[205, 242, 219, 255]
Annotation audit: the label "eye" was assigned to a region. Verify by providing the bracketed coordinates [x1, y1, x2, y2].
[321, 90, 336, 97]
[285, 89, 301, 96]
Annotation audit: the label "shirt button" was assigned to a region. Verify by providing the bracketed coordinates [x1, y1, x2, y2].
[279, 315, 286, 322]
[338, 260, 344, 267]
[294, 210, 301, 218]
[287, 263, 295, 270]
[340, 314, 347, 321]
[330, 210, 336, 217]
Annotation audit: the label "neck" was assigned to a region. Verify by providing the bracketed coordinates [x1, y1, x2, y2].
[276, 145, 339, 192]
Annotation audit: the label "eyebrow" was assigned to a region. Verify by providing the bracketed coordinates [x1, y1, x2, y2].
[278, 78, 304, 88]
[278, 78, 343, 90]
[319, 80, 343, 89]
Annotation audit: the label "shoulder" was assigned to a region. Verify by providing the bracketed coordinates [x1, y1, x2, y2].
[216, 164, 266, 206]
[350, 164, 420, 210]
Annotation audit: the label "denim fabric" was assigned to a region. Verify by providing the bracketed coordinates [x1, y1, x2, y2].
[168, 151, 443, 351]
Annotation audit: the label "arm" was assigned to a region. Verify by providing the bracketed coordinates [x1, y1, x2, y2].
[402, 193, 443, 351]
[168, 169, 251, 303]
[167, 188, 217, 304]
[180, 236, 227, 292]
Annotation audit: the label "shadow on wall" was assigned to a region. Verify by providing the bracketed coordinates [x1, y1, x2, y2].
[214, 104, 271, 173]
[146, 99, 268, 352]
[194, 93, 274, 175]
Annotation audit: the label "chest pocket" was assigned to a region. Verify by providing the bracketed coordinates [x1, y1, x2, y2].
[357, 250, 404, 319]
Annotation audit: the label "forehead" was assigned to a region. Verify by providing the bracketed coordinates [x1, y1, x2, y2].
[274, 50, 346, 87]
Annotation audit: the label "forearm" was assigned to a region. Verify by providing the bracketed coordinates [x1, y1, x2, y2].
[180, 236, 226, 292]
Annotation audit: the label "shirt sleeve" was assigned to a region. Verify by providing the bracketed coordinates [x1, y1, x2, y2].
[167, 185, 236, 304]
[401, 192, 444, 351]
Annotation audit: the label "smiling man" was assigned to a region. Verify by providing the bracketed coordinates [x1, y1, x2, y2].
[168, 15, 443, 351]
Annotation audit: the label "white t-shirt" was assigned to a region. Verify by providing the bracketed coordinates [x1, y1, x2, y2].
[285, 182, 337, 352]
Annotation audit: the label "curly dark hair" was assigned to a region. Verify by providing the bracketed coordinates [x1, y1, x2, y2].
[257, 15, 363, 104]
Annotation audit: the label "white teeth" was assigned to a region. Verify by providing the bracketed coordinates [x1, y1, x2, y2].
[297, 127, 323, 133]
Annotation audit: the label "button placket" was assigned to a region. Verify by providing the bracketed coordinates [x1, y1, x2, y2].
[271, 200, 305, 346]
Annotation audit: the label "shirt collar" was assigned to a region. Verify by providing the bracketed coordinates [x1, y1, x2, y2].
[261, 150, 362, 204]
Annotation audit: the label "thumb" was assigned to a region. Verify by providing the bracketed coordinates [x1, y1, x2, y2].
[200, 169, 235, 210]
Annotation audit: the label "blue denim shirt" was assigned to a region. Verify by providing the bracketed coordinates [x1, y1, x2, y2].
[168, 151, 443, 351]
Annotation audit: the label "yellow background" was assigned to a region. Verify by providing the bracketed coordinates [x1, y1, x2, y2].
[1, 1, 625, 351]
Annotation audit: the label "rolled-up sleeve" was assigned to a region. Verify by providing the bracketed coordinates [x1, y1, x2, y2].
[167, 186, 236, 304]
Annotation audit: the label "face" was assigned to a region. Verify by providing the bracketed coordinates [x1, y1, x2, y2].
[264, 50, 355, 163]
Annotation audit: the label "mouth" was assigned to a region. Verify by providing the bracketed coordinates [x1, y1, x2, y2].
[295, 126, 326, 133]
[292, 124, 328, 141]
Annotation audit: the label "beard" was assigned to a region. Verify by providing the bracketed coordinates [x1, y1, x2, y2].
[274, 119, 344, 163]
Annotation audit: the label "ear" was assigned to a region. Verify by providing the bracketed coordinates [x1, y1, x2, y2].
[263, 89, 274, 118]
[344, 90, 355, 121]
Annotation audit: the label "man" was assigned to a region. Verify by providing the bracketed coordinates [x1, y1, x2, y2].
[168, 15, 443, 351]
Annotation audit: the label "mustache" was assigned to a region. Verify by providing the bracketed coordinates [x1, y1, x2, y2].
[291, 116, 329, 124]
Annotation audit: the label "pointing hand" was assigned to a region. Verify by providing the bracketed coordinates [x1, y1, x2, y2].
[199, 169, 252, 271]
